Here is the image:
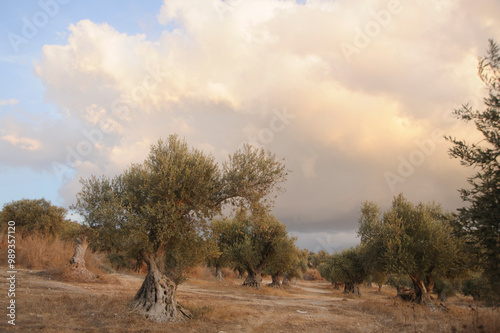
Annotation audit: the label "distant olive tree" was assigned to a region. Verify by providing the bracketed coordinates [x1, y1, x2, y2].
[208, 217, 247, 281]
[264, 236, 303, 288]
[226, 209, 290, 289]
[319, 246, 368, 296]
[282, 248, 309, 286]
[308, 250, 329, 269]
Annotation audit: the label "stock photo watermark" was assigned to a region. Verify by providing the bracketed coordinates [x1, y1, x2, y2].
[384, 130, 446, 192]
[8, 0, 71, 54]
[339, 0, 403, 63]
[51, 64, 169, 182]
[384, 82, 486, 192]
[239, 107, 296, 150]
[6, 221, 17, 326]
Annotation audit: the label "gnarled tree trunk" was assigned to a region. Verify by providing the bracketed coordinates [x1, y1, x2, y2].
[70, 236, 89, 268]
[269, 274, 281, 288]
[343, 281, 360, 296]
[410, 274, 431, 304]
[242, 268, 262, 289]
[69, 236, 96, 280]
[131, 253, 185, 322]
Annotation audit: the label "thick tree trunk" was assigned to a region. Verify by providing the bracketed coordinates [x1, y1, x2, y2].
[215, 265, 224, 281]
[69, 236, 96, 280]
[242, 269, 262, 289]
[410, 275, 431, 304]
[269, 274, 281, 288]
[343, 281, 361, 296]
[378, 284, 383, 293]
[131, 254, 186, 322]
[70, 236, 89, 268]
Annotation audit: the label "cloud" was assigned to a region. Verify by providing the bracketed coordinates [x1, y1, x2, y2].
[23, 0, 500, 247]
[1, 134, 41, 151]
[0, 99, 19, 106]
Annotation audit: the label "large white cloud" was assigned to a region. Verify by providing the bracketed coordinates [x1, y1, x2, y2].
[17, 0, 500, 249]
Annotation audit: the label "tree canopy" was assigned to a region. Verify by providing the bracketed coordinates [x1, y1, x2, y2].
[319, 246, 368, 296]
[358, 194, 464, 303]
[446, 39, 500, 301]
[1, 198, 67, 238]
[264, 234, 304, 287]
[225, 209, 290, 289]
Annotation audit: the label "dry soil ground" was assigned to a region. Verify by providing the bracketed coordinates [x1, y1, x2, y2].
[0, 268, 498, 332]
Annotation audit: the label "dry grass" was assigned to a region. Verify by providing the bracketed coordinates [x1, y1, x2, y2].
[0, 233, 112, 283]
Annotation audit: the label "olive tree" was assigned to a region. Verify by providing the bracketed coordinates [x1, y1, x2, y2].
[264, 236, 301, 288]
[207, 217, 247, 281]
[72, 135, 288, 322]
[446, 39, 500, 301]
[318, 247, 368, 296]
[0, 198, 66, 238]
[308, 250, 328, 269]
[281, 248, 308, 286]
[358, 194, 464, 304]
[227, 209, 289, 289]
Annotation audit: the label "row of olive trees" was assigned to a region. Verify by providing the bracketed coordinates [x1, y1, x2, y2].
[318, 195, 468, 304]
[318, 40, 500, 306]
[317, 194, 493, 305]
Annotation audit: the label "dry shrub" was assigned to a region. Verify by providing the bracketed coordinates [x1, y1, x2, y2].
[188, 265, 215, 280]
[187, 266, 238, 281]
[302, 268, 322, 281]
[221, 267, 236, 280]
[0, 232, 73, 269]
[0, 232, 111, 281]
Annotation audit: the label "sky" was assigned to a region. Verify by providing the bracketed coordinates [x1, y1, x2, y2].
[1, 0, 499, 252]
